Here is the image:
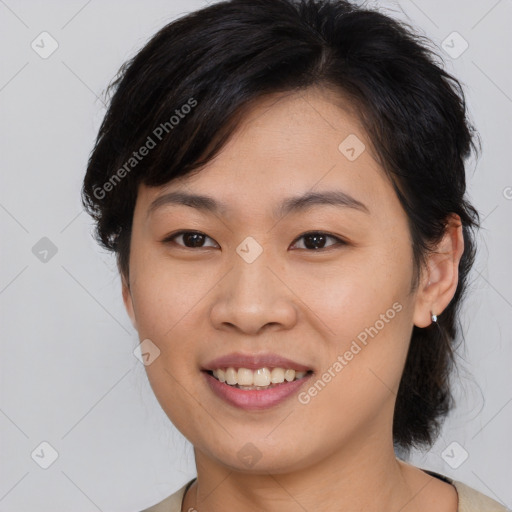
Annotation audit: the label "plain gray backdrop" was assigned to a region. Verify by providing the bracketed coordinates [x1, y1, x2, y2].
[1, 0, 511, 510]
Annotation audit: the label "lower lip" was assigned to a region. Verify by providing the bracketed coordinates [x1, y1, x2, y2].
[203, 371, 313, 411]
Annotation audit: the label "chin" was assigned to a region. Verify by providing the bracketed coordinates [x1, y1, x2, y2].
[205, 440, 316, 475]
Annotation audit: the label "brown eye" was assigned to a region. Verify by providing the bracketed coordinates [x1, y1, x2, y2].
[163, 231, 218, 248]
[290, 231, 346, 250]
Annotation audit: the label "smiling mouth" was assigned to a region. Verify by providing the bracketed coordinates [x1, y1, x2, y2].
[204, 368, 314, 390]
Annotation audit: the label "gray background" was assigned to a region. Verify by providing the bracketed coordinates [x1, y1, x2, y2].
[0, 0, 511, 510]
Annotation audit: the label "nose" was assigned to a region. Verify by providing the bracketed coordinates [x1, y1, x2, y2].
[209, 250, 298, 335]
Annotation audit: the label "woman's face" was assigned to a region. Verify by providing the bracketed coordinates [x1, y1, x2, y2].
[123, 87, 427, 473]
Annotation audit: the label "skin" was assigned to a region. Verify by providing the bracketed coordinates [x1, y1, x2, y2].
[122, 86, 463, 512]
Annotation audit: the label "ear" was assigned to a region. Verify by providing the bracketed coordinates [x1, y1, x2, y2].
[413, 213, 465, 328]
[121, 273, 138, 331]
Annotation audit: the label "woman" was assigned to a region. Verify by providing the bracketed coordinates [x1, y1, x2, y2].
[82, 0, 507, 510]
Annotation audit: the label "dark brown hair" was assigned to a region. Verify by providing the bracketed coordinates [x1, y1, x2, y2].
[82, 0, 481, 454]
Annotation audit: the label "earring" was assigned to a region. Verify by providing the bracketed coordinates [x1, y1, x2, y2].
[431, 312, 437, 323]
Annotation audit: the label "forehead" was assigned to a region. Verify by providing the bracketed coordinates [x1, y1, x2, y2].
[136, 87, 402, 226]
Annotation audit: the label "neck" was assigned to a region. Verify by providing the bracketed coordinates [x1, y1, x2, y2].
[182, 439, 423, 512]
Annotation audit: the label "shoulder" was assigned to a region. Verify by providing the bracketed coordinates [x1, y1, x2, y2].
[451, 479, 509, 512]
[139, 478, 196, 512]
[136, 473, 509, 512]
[425, 469, 508, 512]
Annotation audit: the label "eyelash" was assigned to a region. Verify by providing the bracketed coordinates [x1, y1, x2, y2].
[162, 230, 347, 251]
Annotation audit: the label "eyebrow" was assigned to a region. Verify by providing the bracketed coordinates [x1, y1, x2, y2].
[147, 189, 370, 219]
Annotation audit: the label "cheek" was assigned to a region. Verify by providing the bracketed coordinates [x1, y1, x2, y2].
[129, 259, 210, 432]
[129, 253, 208, 340]
[298, 305, 412, 443]
[288, 247, 409, 330]
[295, 249, 413, 401]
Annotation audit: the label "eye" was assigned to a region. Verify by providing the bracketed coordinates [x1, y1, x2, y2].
[162, 230, 347, 251]
[162, 230, 219, 249]
[290, 231, 346, 251]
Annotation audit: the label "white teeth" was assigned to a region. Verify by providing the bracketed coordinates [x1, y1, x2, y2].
[253, 367, 271, 386]
[237, 368, 253, 386]
[284, 369, 296, 382]
[211, 367, 309, 387]
[225, 367, 237, 385]
[270, 367, 285, 383]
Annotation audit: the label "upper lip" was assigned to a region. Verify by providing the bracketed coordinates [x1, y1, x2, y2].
[202, 352, 312, 372]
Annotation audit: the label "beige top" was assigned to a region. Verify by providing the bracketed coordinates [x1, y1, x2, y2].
[140, 469, 509, 512]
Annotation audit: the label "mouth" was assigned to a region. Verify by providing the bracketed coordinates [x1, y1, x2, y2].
[201, 366, 315, 411]
[200, 352, 315, 410]
[203, 367, 314, 390]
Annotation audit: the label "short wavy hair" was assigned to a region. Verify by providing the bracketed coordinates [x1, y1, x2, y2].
[82, 0, 481, 454]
